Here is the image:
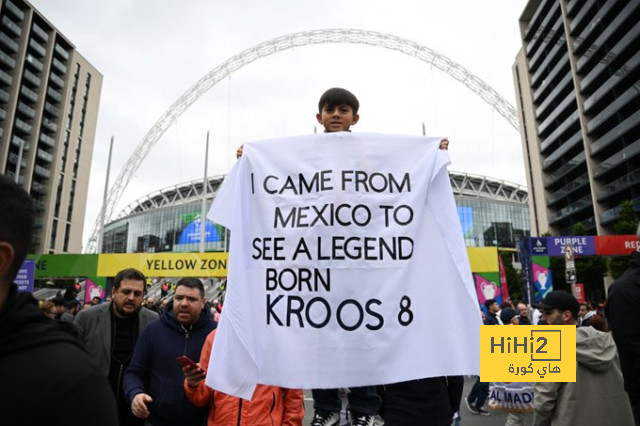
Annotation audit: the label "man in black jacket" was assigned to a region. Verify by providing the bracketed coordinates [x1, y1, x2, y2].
[607, 224, 640, 425]
[0, 174, 117, 426]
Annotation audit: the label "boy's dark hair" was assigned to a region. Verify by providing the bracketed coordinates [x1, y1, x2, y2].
[0, 174, 35, 282]
[318, 88, 359, 115]
[176, 277, 205, 298]
[52, 296, 66, 307]
[113, 268, 146, 291]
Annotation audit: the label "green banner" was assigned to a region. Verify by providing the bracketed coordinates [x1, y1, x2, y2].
[28, 254, 99, 278]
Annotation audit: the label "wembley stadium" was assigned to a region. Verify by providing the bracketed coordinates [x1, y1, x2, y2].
[101, 172, 530, 254]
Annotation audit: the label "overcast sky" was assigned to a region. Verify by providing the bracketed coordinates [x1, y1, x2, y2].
[30, 0, 529, 250]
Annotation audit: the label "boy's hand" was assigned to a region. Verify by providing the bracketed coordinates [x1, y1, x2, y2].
[439, 138, 449, 150]
[236, 144, 244, 159]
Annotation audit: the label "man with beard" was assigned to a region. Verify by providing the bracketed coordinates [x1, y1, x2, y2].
[532, 291, 634, 425]
[124, 277, 216, 426]
[75, 268, 159, 426]
[0, 174, 117, 425]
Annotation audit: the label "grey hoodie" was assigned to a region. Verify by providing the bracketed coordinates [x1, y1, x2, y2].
[533, 326, 634, 426]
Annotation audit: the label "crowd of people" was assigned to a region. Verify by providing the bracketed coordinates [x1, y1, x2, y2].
[1, 88, 640, 426]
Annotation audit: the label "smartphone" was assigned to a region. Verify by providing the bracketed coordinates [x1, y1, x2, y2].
[176, 356, 204, 372]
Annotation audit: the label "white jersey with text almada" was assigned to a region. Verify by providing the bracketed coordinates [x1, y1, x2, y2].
[206, 132, 481, 399]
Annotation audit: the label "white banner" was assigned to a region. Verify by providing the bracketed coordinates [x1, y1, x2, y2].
[206, 133, 481, 399]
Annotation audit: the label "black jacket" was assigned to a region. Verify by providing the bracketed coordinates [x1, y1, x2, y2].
[607, 250, 640, 394]
[0, 285, 118, 426]
[123, 302, 216, 426]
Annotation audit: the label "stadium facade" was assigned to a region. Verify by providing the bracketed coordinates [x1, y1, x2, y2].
[101, 172, 531, 254]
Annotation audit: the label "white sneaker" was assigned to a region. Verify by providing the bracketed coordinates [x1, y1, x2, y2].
[311, 409, 340, 426]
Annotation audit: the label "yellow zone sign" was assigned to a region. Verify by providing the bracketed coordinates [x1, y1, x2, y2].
[97, 253, 228, 277]
[480, 325, 576, 382]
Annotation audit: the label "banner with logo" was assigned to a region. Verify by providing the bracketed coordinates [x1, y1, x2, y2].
[84, 278, 107, 304]
[488, 382, 535, 412]
[205, 133, 482, 399]
[531, 256, 552, 302]
[16, 259, 35, 293]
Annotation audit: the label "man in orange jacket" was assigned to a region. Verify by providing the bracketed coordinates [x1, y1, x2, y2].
[183, 330, 305, 425]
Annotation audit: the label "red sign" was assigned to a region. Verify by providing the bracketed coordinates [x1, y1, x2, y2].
[595, 235, 639, 256]
[571, 283, 586, 303]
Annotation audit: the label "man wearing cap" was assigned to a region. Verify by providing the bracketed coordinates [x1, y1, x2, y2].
[607, 224, 640, 425]
[532, 291, 634, 425]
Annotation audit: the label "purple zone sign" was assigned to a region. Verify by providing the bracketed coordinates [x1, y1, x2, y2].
[529, 236, 596, 257]
[16, 259, 35, 293]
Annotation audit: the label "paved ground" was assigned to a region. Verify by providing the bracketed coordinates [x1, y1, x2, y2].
[302, 376, 534, 425]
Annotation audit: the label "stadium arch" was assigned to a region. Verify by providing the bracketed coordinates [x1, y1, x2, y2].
[86, 28, 520, 253]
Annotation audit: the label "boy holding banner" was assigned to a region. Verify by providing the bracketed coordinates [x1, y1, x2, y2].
[233, 88, 453, 426]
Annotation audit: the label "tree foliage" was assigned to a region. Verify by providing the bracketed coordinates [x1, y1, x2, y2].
[610, 200, 639, 279]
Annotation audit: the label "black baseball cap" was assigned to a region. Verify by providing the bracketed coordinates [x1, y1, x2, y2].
[532, 291, 579, 318]
[500, 308, 519, 324]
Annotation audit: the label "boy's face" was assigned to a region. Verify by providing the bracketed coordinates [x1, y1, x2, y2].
[316, 104, 359, 132]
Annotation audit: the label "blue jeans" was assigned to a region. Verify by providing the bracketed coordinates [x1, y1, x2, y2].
[313, 386, 381, 415]
[466, 376, 489, 408]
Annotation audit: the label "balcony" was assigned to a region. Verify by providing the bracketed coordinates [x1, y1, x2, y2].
[20, 85, 38, 103]
[538, 90, 577, 137]
[0, 32, 19, 53]
[594, 139, 640, 178]
[549, 193, 593, 225]
[8, 152, 27, 168]
[39, 132, 56, 148]
[28, 38, 46, 57]
[44, 101, 60, 117]
[544, 151, 586, 188]
[31, 180, 48, 195]
[591, 110, 640, 156]
[33, 199, 46, 212]
[34, 217, 44, 228]
[47, 86, 62, 102]
[587, 84, 640, 135]
[1, 15, 21, 37]
[0, 107, 5, 120]
[11, 135, 30, 151]
[0, 69, 13, 85]
[17, 102, 35, 119]
[48, 72, 64, 88]
[558, 217, 596, 236]
[601, 197, 640, 225]
[597, 170, 640, 202]
[542, 131, 582, 170]
[547, 173, 590, 206]
[0, 88, 8, 103]
[23, 69, 41, 87]
[34, 165, 51, 179]
[25, 53, 44, 72]
[54, 44, 69, 60]
[36, 148, 53, 163]
[580, 20, 640, 94]
[540, 110, 580, 153]
[31, 23, 49, 42]
[0, 50, 15, 68]
[42, 118, 58, 133]
[4, 1, 25, 21]
[5, 171, 25, 185]
[14, 118, 32, 134]
[52, 57, 67, 74]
